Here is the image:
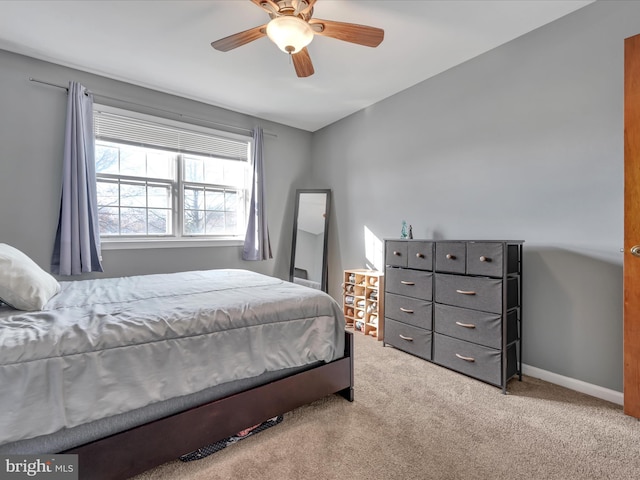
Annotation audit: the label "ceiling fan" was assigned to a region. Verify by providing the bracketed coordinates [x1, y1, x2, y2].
[210, 0, 384, 78]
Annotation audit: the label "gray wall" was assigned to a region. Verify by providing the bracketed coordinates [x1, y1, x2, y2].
[312, 0, 640, 392]
[0, 49, 313, 282]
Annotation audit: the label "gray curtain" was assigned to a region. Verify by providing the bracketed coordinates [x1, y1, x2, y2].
[242, 127, 272, 261]
[51, 82, 103, 275]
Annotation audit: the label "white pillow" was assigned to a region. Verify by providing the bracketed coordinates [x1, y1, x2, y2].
[0, 243, 61, 311]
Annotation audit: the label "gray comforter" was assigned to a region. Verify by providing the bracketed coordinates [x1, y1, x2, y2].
[0, 269, 345, 446]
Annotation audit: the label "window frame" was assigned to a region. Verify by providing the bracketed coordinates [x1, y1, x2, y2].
[94, 105, 252, 250]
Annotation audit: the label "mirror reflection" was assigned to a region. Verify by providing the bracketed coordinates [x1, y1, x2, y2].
[290, 189, 331, 292]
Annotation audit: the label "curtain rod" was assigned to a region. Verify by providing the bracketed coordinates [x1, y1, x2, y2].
[28, 77, 277, 138]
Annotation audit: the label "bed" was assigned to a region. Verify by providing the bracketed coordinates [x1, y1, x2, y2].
[0, 244, 353, 479]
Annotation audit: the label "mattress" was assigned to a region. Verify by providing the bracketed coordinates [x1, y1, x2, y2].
[0, 269, 345, 448]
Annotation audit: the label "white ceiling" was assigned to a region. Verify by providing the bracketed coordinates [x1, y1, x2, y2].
[0, 0, 594, 132]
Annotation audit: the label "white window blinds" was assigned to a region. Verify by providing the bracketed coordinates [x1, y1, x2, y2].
[93, 108, 250, 162]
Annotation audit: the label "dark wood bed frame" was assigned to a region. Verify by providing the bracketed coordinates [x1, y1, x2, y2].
[63, 331, 354, 480]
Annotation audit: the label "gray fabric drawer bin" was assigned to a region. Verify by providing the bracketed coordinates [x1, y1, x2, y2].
[466, 242, 504, 277]
[435, 274, 518, 314]
[385, 292, 433, 329]
[384, 318, 432, 360]
[433, 333, 517, 386]
[434, 304, 501, 349]
[386, 241, 408, 268]
[434, 304, 518, 349]
[408, 241, 434, 270]
[385, 268, 433, 300]
[466, 242, 520, 277]
[435, 242, 466, 274]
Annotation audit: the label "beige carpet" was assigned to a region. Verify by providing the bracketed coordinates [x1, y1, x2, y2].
[132, 331, 640, 480]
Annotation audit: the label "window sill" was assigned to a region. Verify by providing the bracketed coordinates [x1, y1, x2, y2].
[100, 237, 245, 251]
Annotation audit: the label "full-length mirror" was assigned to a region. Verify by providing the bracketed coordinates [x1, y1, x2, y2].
[290, 189, 331, 292]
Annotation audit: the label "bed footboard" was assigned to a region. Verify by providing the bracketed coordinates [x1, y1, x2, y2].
[65, 330, 354, 480]
[337, 328, 354, 401]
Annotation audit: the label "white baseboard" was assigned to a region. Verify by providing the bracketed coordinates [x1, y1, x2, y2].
[522, 363, 623, 406]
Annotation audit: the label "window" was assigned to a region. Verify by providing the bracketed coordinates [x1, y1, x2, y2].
[93, 106, 252, 246]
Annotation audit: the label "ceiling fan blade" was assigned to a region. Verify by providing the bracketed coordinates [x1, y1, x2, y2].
[292, 47, 314, 77]
[211, 25, 267, 52]
[309, 19, 384, 47]
[251, 0, 279, 15]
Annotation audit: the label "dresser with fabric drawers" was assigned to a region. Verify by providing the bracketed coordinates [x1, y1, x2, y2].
[383, 239, 523, 393]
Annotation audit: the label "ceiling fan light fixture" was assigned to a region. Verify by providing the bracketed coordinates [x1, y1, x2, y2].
[266, 16, 314, 54]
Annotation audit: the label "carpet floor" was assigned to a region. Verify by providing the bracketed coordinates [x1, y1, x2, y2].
[131, 331, 640, 480]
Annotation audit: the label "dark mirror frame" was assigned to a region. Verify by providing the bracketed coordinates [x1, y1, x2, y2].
[289, 189, 331, 292]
